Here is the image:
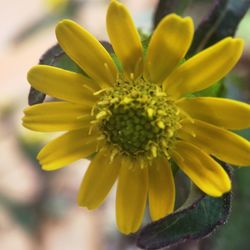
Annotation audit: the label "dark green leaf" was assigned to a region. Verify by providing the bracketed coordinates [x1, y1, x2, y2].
[28, 87, 46, 106]
[187, 0, 250, 57]
[100, 40, 114, 53]
[38, 44, 82, 72]
[136, 164, 232, 250]
[153, 0, 192, 29]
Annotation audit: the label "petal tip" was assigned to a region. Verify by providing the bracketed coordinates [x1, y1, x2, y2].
[233, 38, 244, 51]
[41, 165, 55, 171]
[77, 197, 86, 208]
[27, 66, 39, 83]
[109, 0, 123, 8]
[117, 223, 138, 235]
[107, 0, 127, 19]
[183, 16, 194, 28]
[56, 19, 74, 28]
[55, 19, 78, 38]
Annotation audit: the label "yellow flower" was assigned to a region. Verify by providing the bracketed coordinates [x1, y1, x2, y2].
[23, 0, 250, 234]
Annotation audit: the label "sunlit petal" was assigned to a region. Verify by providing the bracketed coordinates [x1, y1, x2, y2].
[27, 65, 97, 104]
[107, 0, 143, 79]
[116, 158, 148, 234]
[145, 14, 194, 83]
[56, 19, 117, 87]
[177, 97, 250, 130]
[23, 102, 91, 132]
[38, 129, 99, 170]
[179, 119, 250, 166]
[149, 157, 175, 221]
[164, 38, 243, 98]
[173, 141, 231, 197]
[77, 148, 120, 209]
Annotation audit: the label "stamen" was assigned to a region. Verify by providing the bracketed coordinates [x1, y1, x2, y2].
[77, 114, 90, 120]
[167, 129, 174, 137]
[150, 145, 158, 158]
[121, 97, 132, 105]
[183, 128, 196, 138]
[94, 88, 108, 96]
[163, 148, 171, 159]
[134, 56, 143, 77]
[93, 74, 181, 161]
[157, 120, 165, 129]
[97, 100, 110, 106]
[179, 109, 194, 123]
[175, 97, 186, 104]
[90, 119, 99, 124]
[104, 62, 115, 85]
[173, 150, 184, 162]
[96, 111, 108, 120]
[147, 108, 154, 119]
[91, 105, 96, 116]
[97, 135, 106, 141]
[82, 84, 95, 93]
[110, 97, 119, 104]
[88, 125, 94, 135]
[138, 157, 145, 169]
[110, 148, 119, 163]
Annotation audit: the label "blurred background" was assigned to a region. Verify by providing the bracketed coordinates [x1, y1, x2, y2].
[0, 0, 250, 249]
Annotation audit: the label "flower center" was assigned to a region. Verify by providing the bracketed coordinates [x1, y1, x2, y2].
[94, 77, 181, 160]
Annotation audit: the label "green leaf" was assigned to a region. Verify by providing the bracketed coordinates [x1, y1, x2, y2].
[187, 0, 250, 57]
[192, 80, 225, 97]
[153, 0, 192, 29]
[136, 164, 232, 250]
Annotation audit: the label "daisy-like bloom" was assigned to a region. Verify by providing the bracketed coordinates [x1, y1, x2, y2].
[23, 0, 250, 234]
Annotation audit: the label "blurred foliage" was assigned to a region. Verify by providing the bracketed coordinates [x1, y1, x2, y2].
[13, 0, 83, 44]
[187, 0, 250, 57]
[153, 0, 192, 29]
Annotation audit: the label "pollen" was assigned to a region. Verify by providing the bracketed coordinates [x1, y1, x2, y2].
[93, 77, 182, 160]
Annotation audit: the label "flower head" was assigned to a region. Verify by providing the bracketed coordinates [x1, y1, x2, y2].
[23, 0, 250, 234]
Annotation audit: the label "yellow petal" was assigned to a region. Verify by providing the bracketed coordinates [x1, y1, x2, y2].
[23, 102, 91, 132]
[148, 157, 175, 221]
[116, 158, 148, 234]
[144, 14, 194, 83]
[77, 148, 120, 209]
[177, 97, 250, 130]
[173, 141, 231, 197]
[27, 65, 97, 104]
[179, 119, 250, 166]
[38, 129, 98, 170]
[106, 0, 143, 79]
[56, 19, 117, 87]
[163, 37, 244, 98]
